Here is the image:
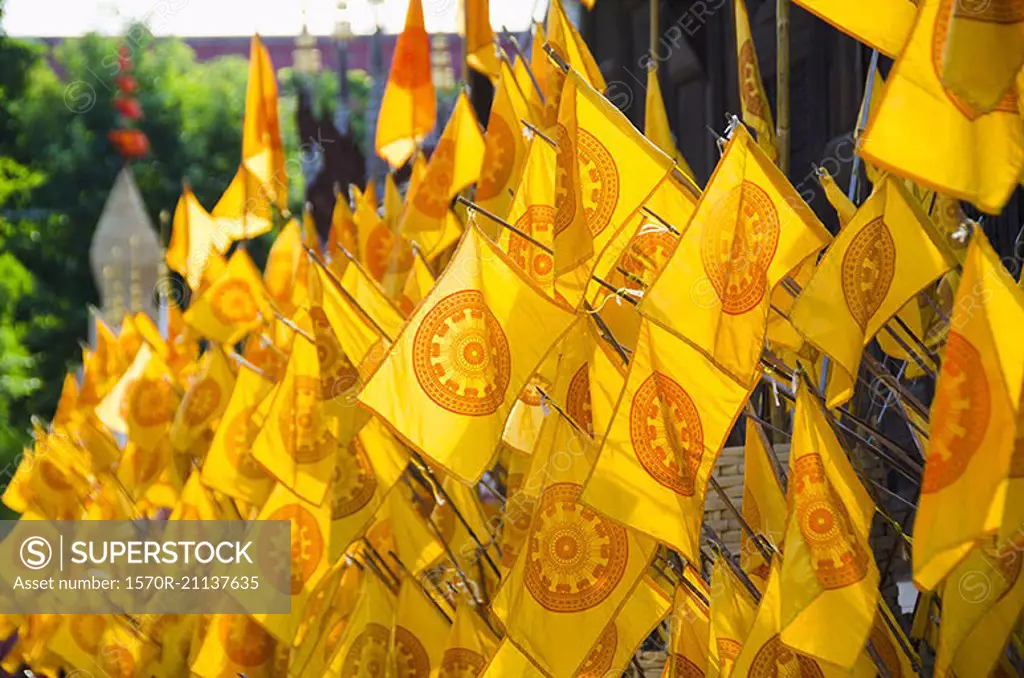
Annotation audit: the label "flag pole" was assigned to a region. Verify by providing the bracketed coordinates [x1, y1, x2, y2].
[776, 0, 790, 173]
[650, 0, 660, 63]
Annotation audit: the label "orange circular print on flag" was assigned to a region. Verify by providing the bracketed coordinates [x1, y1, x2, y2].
[39, 457, 72, 492]
[524, 482, 629, 613]
[566, 363, 594, 436]
[332, 436, 378, 519]
[211, 278, 260, 325]
[342, 622, 390, 677]
[126, 376, 176, 428]
[413, 138, 455, 219]
[793, 453, 870, 589]
[279, 375, 335, 464]
[393, 625, 432, 678]
[98, 642, 136, 678]
[750, 635, 824, 678]
[181, 378, 222, 427]
[477, 113, 517, 201]
[620, 229, 677, 287]
[717, 638, 743, 667]
[509, 205, 556, 288]
[412, 290, 512, 416]
[554, 126, 620, 239]
[518, 374, 552, 408]
[70, 615, 105, 655]
[390, 28, 432, 90]
[629, 372, 704, 496]
[841, 218, 896, 331]
[266, 504, 324, 595]
[438, 647, 487, 678]
[923, 331, 990, 493]
[220, 615, 275, 667]
[700, 181, 781, 315]
[738, 41, 767, 119]
[869, 620, 903, 678]
[933, 0, 1020, 119]
[671, 654, 706, 678]
[311, 308, 361, 401]
[224, 405, 267, 480]
[365, 224, 414, 282]
[577, 623, 617, 677]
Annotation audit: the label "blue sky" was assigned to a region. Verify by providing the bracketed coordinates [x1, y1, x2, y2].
[2, 0, 549, 37]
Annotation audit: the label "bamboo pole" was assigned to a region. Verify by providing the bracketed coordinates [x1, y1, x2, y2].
[776, 0, 791, 174]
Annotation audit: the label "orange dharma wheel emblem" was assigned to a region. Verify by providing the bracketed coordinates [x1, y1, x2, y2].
[509, 205, 556, 288]
[524, 482, 629, 613]
[211, 278, 261, 325]
[566, 362, 594, 437]
[342, 622, 391, 677]
[365, 224, 414, 282]
[223, 405, 267, 480]
[629, 371, 704, 496]
[393, 625, 432, 678]
[310, 308, 361, 401]
[793, 453, 870, 589]
[923, 331, 990, 493]
[181, 378, 222, 427]
[738, 40, 767, 119]
[332, 436, 378, 519]
[577, 622, 617, 677]
[220, 614, 275, 668]
[125, 376, 176, 428]
[869, 620, 904, 678]
[717, 638, 743, 666]
[391, 27, 432, 90]
[749, 635, 824, 678]
[477, 112, 517, 201]
[670, 653, 706, 678]
[438, 647, 487, 678]
[553, 125, 620, 239]
[841, 218, 896, 331]
[414, 138, 455, 219]
[700, 180, 780, 315]
[619, 229, 677, 286]
[265, 504, 325, 595]
[279, 375, 335, 464]
[412, 290, 512, 416]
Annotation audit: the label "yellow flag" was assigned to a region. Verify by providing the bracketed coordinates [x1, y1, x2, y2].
[384, 172, 404, 232]
[438, 597, 499, 677]
[710, 558, 757, 678]
[339, 257, 407, 342]
[399, 92, 485, 258]
[264, 219, 310, 314]
[97, 343, 180, 452]
[354, 197, 414, 298]
[915, 229, 1024, 590]
[734, 0, 778, 162]
[939, 0, 1024, 113]
[640, 125, 830, 385]
[252, 323, 336, 506]
[184, 250, 273, 345]
[397, 248, 436, 317]
[328, 191, 359, 264]
[192, 613, 284, 678]
[430, 473, 494, 575]
[501, 136, 557, 298]
[789, 178, 954, 407]
[45, 615, 111, 672]
[818, 168, 856, 227]
[242, 35, 286, 208]
[289, 560, 360, 677]
[201, 363, 275, 506]
[740, 418, 787, 590]
[860, 0, 1024, 214]
[324, 571, 397, 677]
[554, 70, 673, 290]
[869, 606, 919, 678]
[358, 224, 574, 484]
[210, 162, 275, 241]
[792, 0, 916, 57]
[167, 186, 231, 291]
[478, 59, 533, 223]
[389, 579, 452, 677]
[312, 259, 390, 381]
[497, 450, 537, 573]
[376, 0, 436, 169]
[645, 64, 696, 180]
[779, 380, 879, 668]
[585, 576, 671, 677]
[367, 488, 446, 578]
[170, 345, 235, 454]
[479, 639, 545, 677]
[665, 582, 714, 678]
[466, 0, 500, 79]
[582, 318, 753, 561]
[546, 0, 605, 93]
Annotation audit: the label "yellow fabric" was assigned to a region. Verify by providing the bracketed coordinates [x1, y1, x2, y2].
[241, 35, 286, 208]
[479, 638, 545, 677]
[170, 345, 235, 454]
[167, 187, 231, 291]
[339, 253, 407, 342]
[601, 577, 672, 676]
[466, 0, 500, 79]
[399, 92, 485, 258]
[358, 225, 574, 483]
[915, 229, 1024, 590]
[209, 162, 275, 241]
[384, 172, 403, 232]
[251, 322, 336, 506]
[860, 0, 1024, 214]
[645, 64, 696, 180]
[96, 343, 180, 452]
[582, 318, 753, 562]
[500, 136, 557, 298]
[779, 381, 879, 668]
[938, 0, 1024, 114]
[263, 219, 310, 315]
[546, 0, 605, 93]
[710, 559, 757, 678]
[640, 125, 830, 386]
[389, 579, 452, 677]
[478, 59, 534, 226]
[191, 613, 283, 678]
[430, 473, 493, 573]
[289, 561, 360, 677]
[396, 249, 436, 317]
[665, 582, 715, 677]
[869, 606, 919, 678]
[790, 178, 954, 407]
[734, 0, 778, 162]
[184, 250, 273, 345]
[554, 69, 673, 295]
[439, 598, 499, 678]
[375, 0, 436, 168]
[379, 489, 445, 577]
[792, 0, 916, 57]
[201, 363, 275, 506]
[327, 192, 359, 264]
[323, 570, 397, 676]
[739, 418, 786, 590]
[818, 169, 856, 227]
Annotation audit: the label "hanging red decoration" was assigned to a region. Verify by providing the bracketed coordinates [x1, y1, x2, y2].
[109, 40, 149, 160]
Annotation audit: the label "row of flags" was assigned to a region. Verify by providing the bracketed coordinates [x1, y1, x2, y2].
[5, 0, 1024, 676]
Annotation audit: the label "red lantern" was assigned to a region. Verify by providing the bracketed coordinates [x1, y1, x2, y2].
[114, 97, 142, 120]
[109, 129, 150, 159]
